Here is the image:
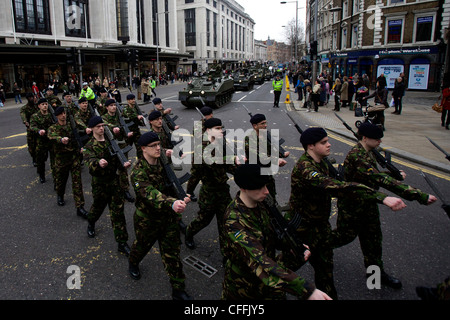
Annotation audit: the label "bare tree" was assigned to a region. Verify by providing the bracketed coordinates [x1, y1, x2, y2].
[282, 18, 305, 61]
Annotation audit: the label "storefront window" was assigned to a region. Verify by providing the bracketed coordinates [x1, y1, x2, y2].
[13, 0, 51, 34]
[64, 0, 89, 38]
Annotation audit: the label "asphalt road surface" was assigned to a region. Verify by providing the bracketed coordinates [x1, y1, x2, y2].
[0, 81, 448, 307]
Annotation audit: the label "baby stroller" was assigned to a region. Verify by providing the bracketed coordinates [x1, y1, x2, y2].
[354, 88, 384, 129]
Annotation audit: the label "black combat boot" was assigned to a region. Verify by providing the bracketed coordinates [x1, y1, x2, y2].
[39, 173, 46, 183]
[129, 261, 141, 280]
[57, 195, 65, 206]
[172, 289, 193, 300]
[381, 271, 402, 289]
[87, 222, 95, 238]
[118, 242, 131, 256]
[76, 207, 89, 219]
[185, 229, 196, 250]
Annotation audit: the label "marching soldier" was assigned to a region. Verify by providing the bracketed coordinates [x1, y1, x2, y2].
[29, 98, 56, 183]
[123, 93, 144, 158]
[128, 132, 192, 300]
[184, 118, 237, 251]
[62, 92, 78, 114]
[186, 106, 215, 201]
[20, 93, 39, 166]
[332, 123, 437, 289]
[102, 98, 135, 202]
[47, 107, 88, 218]
[83, 116, 132, 256]
[152, 97, 179, 131]
[45, 87, 62, 107]
[245, 113, 289, 200]
[221, 163, 331, 300]
[73, 97, 94, 134]
[286, 127, 407, 299]
[95, 88, 109, 115]
[148, 110, 172, 149]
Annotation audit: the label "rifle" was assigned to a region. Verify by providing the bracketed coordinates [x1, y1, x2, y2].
[263, 194, 307, 265]
[284, 110, 345, 181]
[116, 103, 134, 136]
[420, 171, 450, 219]
[87, 104, 132, 167]
[40, 92, 57, 123]
[333, 112, 404, 181]
[426, 137, 450, 162]
[242, 104, 288, 157]
[159, 144, 191, 200]
[134, 101, 152, 131]
[66, 108, 89, 150]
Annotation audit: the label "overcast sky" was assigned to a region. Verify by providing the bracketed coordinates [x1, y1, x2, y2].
[237, 0, 307, 42]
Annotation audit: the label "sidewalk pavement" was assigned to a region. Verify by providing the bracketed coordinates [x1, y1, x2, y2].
[287, 90, 450, 175]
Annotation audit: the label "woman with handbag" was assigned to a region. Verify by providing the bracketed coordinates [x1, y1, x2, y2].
[440, 84, 450, 130]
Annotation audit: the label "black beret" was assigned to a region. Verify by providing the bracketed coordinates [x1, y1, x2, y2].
[37, 98, 47, 105]
[126, 94, 135, 100]
[54, 106, 65, 116]
[152, 97, 162, 105]
[148, 110, 162, 121]
[234, 164, 270, 190]
[204, 118, 222, 129]
[138, 132, 160, 146]
[78, 97, 87, 103]
[105, 99, 116, 107]
[358, 122, 384, 139]
[62, 92, 71, 97]
[200, 106, 213, 116]
[250, 113, 266, 125]
[88, 116, 104, 128]
[300, 127, 328, 146]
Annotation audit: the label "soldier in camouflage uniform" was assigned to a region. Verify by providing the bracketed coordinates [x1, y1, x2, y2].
[45, 87, 62, 108]
[122, 93, 144, 159]
[47, 107, 88, 218]
[95, 88, 109, 116]
[184, 118, 237, 252]
[73, 97, 94, 137]
[332, 123, 437, 289]
[148, 110, 172, 149]
[83, 116, 132, 256]
[244, 113, 289, 200]
[153, 97, 179, 131]
[20, 93, 39, 166]
[186, 106, 214, 202]
[102, 99, 135, 202]
[62, 92, 78, 114]
[29, 98, 56, 183]
[127, 132, 193, 300]
[222, 164, 331, 300]
[285, 127, 407, 299]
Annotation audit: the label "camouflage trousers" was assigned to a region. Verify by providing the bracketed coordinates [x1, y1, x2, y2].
[88, 177, 128, 243]
[129, 210, 185, 291]
[26, 129, 37, 161]
[297, 221, 337, 300]
[186, 186, 232, 255]
[332, 202, 384, 270]
[35, 138, 55, 177]
[54, 153, 85, 208]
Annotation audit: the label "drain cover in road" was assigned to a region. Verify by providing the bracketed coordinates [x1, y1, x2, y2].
[183, 255, 218, 278]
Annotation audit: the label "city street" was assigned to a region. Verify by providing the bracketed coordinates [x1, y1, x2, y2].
[0, 81, 449, 305]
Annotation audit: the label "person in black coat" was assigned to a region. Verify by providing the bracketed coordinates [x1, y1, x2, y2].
[392, 77, 405, 115]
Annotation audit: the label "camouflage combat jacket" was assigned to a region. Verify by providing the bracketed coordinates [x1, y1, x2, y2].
[287, 152, 387, 225]
[343, 142, 429, 204]
[83, 138, 123, 181]
[123, 103, 144, 134]
[20, 102, 39, 127]
[29, 111, 55, 143]
[222, 193, 316, 300]
[47, 122, 79, 156]
[102, 112, 127, 143]
[131, 157, 178, 219]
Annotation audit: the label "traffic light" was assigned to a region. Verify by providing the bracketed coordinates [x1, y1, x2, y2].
[310, 41, 318, 60]
[131, 49, 139, 67]
[66, 47, 77, 67]
[126, 49, 132, 64]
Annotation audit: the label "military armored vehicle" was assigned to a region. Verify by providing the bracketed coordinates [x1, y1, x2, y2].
[232, 68, 256, 91]
[250, 66, 265, 85]
[178, 67, 234, 108]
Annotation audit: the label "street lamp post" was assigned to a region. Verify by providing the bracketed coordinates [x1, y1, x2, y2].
[280, 1, 303, 64]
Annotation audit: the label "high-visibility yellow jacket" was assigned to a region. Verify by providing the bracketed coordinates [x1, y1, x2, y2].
[272, 79, 283, 91]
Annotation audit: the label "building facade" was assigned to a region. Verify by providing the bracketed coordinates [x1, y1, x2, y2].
[0, 0, 189, 94]
[176, 0, 255, 73]
[307, 0, 447, 91]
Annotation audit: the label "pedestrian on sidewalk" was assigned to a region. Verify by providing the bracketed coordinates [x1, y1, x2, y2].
[340, 77, 349, 109]
[13, 82, 22, 104]
[440, 83, 450, 130]
[392, 77, 405, 115]
[312, 80, 321, 112]
[332, 79, 342, 111]
[305, 86, 312, 112]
